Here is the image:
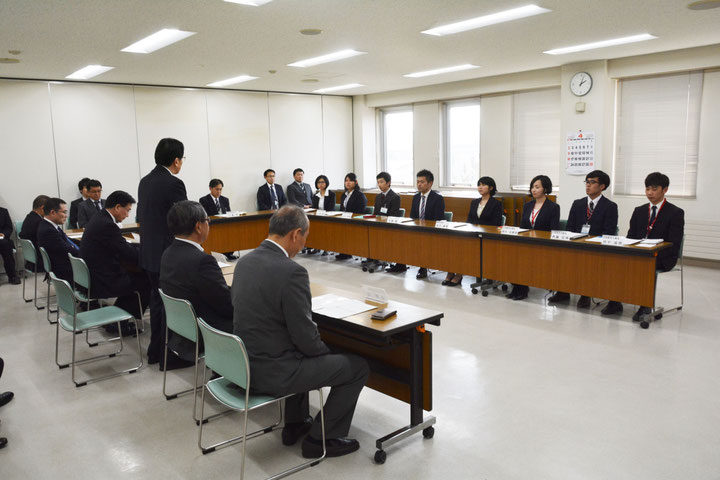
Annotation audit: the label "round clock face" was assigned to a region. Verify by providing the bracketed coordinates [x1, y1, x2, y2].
[570, 72, 592, 96]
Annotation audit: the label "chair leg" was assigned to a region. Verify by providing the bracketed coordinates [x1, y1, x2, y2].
[72, 320, 143, 387]
[32, 271, 45, 310]
[46, 281, 58, 324]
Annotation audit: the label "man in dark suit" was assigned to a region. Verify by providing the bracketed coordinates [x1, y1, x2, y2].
[36, 198, 80, 284]
[19, 195, 50, 273]
[80, 190, 150, 334]
[0, 206, 21, 285]
[137, 138, 191, 370]
[627, 172, 685, 321]
[256, 169, 287, 211]
[232, 206, 369, 458]
[286, 168, 313, 208]
[160, 201, 233, 360]
[199, 178, 237, 261]
[548, 170, 620, 311]
[77, 179, 105, 228]
[374, 171, 402, 217]
[69, 177, 90, 229]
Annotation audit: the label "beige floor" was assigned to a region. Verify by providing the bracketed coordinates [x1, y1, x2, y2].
[1, 253, 719, 480]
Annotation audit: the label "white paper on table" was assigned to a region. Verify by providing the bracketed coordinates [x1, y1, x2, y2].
[640, 238, 663, 244]
[216, 211, 246, 217]
[312, 294, 376, 319]
[216, 259, 231, 268]
[324, 211, 343, 216]
[67, 232, 84, 239]
[131, 233, 141, 241]
[587, 236, 641, 245]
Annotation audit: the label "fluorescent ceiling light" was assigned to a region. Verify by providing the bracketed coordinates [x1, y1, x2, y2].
[122, 29, 196, 54]
[543, 33, 657, 55]
[422, 4, 551, 36]
[224, 0, 272, 5]
[288, 49, 366, 68]
[207, 75, 259, 87]
[313, 83, 364, 93]
[404, 64, 479, 78]
[65, 65, 114, 80]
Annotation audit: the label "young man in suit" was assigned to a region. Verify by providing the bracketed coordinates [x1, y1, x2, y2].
[77, 179, 105, 228]
[36, 198, 80, 284]
[407, 169, 445, 279]
[160, 201, 234, 361]
[19, 195, 50, 273]
[232, 206, 369, 458]
[0, 206, 21, 285]
[548, 170, 620, 311]
[286, 168, 313, 208]
[137, 137, 191, 370]
[69, 177, 90, 229]
[627, 172, 685, 321]
[374, 171, 402, 217]
[256, 169, 287, 211]
[80, 190, 150, 335]
[199, 178, 237, 260]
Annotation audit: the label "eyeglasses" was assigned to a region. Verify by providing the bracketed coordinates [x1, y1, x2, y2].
[585, 180, 599, 185]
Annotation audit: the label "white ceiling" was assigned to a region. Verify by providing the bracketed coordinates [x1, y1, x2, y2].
[1, 0, 719, 95]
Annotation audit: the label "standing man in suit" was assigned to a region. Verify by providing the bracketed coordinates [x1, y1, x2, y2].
[548, 170, 620, 311]
[374, 171, 401, 217]
[286, 168, 313, 208]
[232, 206, 368, 458]
[19, 195, 50, 273]
[406, 169, 446, 280]
[256, 169, 287, 211]
[160, 201, 234, 360]
[80, 190, 150, 334]
[69, 177, 90, 229]
[77, 179, 105, 228]
[0, 206, 21, 285]
[627, 172, 685, 321]
[36, 198, 80, 284]
[137, 138, 191, 370]
[199, 178, 237, 261]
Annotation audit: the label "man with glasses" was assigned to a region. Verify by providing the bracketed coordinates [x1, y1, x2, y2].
[36, 198, 80, 284]
[77, 179, 106, 228]
[257, 169, 287, 211]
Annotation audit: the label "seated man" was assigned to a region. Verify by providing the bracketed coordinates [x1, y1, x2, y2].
[374, 171, 402, 217]
[80, 190, 150, 334]
[0, 206, 21, 285]
[77, 179, 105, 228]
[69, 177, 90, 229]
[199, 178, 237, 260]
[256, 169, 286, 211]
[37, 198, 80, 284]
[547, 170, 620, 311]
[627, 172, 685, 321]
[232, 206, 369, 458]
[286, 168, 313, 208]
[160, 201, 233, 365]
[19, 195, 50, 272]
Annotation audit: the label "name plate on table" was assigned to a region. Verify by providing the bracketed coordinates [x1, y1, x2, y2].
[387, 216, 413, 224]
[601, 235, 623, 246]
[434, 220, 451, 229]
[501, 226, 526, 236]
[315, 210, 328, 216]
[550, 230, 586, 241]
[341, 212, 354, 218]
[362, 284, 388, 304]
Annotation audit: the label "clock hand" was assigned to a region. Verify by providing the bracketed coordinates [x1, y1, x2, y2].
[579, 79, 585, 86]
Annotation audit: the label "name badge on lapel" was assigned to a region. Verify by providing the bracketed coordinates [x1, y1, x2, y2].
[380, 207, 388, 214]
[581, 224, 590, 235]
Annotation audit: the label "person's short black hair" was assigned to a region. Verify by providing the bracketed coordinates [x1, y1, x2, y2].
[106, 190, 136, 209]
[43, 197, 66, 216]
[376, 171, 391, 184]
[585, 170, 610, 191]
[477, 176, 497, 196]
[417, 169, 434, 184]
[209, 179, 224, 189]
[263, 169, 275, 178]
[293, 168, 304, 176]
[78, 177, 90, 192]
[32, 195, 50, 210]
[344, 172, 358, 190]
[154, 138, 184, 167]
[530, 175, 553, 195]
[315, 175, 329, 189]
[86, 179, 102, 190]
[269, 205, 309, 236]
[167, 200, 207, 236]
[645, 172, 670, 189]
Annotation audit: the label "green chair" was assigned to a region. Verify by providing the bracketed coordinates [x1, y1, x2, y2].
[399, 208, 406, 217]
[558, 219, 568, 230]
[197, 318, 326, 478]
[333, 204, 341, 211]
[501, 214, 507, 226]
[363, 206, 374, 214]
[18, 238, 44, 310]
[640, 236, 685, 329]
[50, 272, 142, 387]
[443, 211, 453, 222]
[39, 247, 59, 324]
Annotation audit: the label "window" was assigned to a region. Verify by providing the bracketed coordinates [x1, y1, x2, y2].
[614, 71, 702, 197]
[510, 88, 561, 191]
[444, 100, 480, 187]
[380, 108, 413, 185]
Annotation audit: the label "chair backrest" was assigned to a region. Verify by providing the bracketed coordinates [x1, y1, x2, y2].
[398, 208, 406, 217]
[333, 203, 341, 211]
[501, 214, 507, 226]
[197, 317, 249, 389]
[558, 219, 568, 230]
[18, 238, 37, 264]
[49, 272, 76, 316]
[443, 211, 453, 222]
[15, 221, 23, 236]
[364, 206, 374, 214]
[39, 246, 52, 273]
[69, 254, 91, 290]
[159, 289, 199, 342]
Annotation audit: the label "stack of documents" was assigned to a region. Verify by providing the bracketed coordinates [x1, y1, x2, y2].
[312, 294, 376, 319]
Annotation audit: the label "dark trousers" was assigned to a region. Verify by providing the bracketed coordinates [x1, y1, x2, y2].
[112, 271, 151, 321]
[147, 271, 165, 361]
[0, 239, 17, 278]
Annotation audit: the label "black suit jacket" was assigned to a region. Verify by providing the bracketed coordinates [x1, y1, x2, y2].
[256, 183, 287, 210]
[628, 200, 685, 271]
[19, 211, 45, 272]
[312, 190, 336, 211]
[80, 210, 139, 298]
[520, 199, 560, 231]
[77, 198, 106, 228]
[36, 219, 80, 284]
[69, 197, 84, 229]
[286, 182, 313, 207]
[340, 190, 368, 214]
[467, 197, 503, 226]
[0, 207, 13, 243]
[199, 194, 230, 216]
[566, 195, 618, 236]
[374, 189, 402, 217]
[137, 165, 187, 273]
[410, 190, 445, 221]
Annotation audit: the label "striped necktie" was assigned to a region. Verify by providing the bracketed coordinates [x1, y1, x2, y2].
[420, 195, 426, 220]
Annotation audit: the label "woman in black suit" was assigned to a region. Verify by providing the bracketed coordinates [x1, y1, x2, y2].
[506, 174, 560, 300]
[312, 175, 336, 211]
[336, 173, 368, 260]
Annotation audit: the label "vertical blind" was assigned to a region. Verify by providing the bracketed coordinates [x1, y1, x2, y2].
[614, 71, 703, 197]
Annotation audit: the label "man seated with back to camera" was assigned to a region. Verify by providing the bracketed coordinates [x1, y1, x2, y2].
[19, 195, 50, 273]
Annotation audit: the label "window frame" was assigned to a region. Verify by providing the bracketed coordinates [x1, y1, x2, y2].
[442, 98, 481, 188]
[379, 105, 414, 187]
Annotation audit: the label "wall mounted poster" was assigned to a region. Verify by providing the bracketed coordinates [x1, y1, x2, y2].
[566, 130, 595, 175]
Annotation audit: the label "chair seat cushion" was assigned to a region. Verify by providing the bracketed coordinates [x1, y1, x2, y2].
[59, 306, 134, 332]
[207, 378, 282, 411]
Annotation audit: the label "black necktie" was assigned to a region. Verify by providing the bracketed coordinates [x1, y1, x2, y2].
[95, 201, 101, 211]
[270, 186, 277, 208]
[649, 205, 657, 225]
[381, 193, 386, 204]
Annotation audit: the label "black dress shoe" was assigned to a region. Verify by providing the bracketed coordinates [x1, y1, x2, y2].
[147, 354, 160, 365]
[8, 276, 21, 285]
[512, 288, 528, 301]
[505, 286, 519, 299]
[416, 268, 428, 280]
[0, 437, 7, 449]
[386, 263, 407, 273]
[577, 295, 591, 309]
[301, 436, 360, 458]
[335, 253, 352, 260]
[601, 301, 623, 316]
[281, 416, 313, 446]
[548, 292, 570, 303]
[632, 306, 651, 322]
[224, 253, 239, 261]
[0, 391, 14, 408]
